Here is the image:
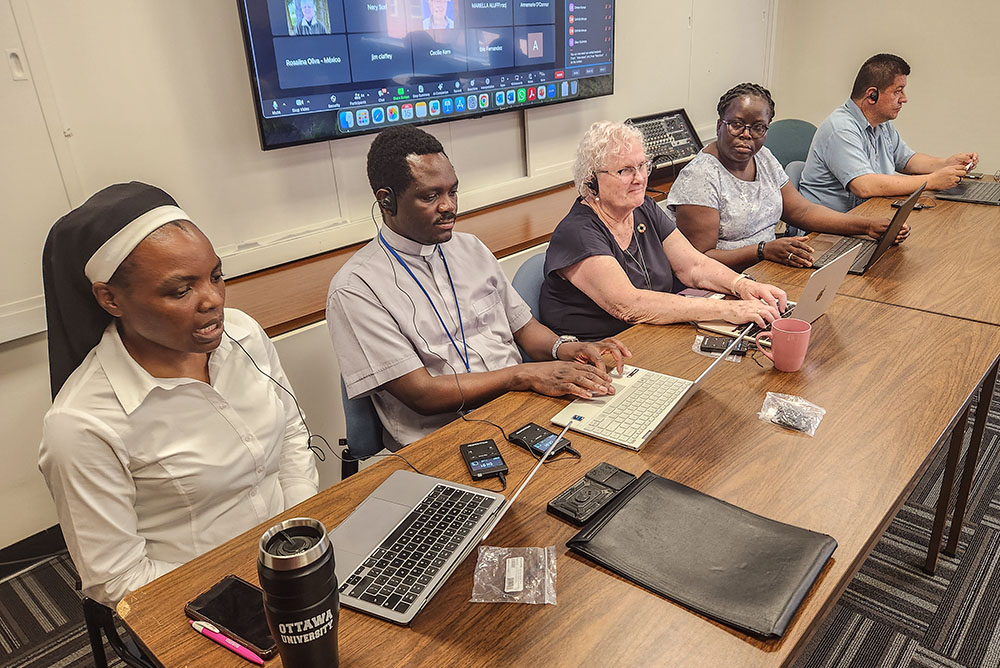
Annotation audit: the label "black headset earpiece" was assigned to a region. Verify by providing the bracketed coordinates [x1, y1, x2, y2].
[586, 175, 600, 197]
[868, 88, 879, 103]
[377, 187, 397, 216]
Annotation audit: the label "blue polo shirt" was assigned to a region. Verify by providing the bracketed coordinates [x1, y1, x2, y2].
[799, 99, 915, 212]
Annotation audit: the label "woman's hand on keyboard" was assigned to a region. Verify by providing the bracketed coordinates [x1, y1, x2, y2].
[764, 237, 814, 267]
[720, 297, 781, 329]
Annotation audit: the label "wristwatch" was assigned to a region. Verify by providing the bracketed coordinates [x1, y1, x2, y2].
[551, 335, 579, 360]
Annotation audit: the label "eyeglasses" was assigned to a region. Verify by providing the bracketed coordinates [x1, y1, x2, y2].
[598, 160, 653, 181]
[721, 120, 769, 139]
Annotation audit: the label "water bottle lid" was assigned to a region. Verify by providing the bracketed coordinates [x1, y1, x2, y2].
[259, 517, 331, 571]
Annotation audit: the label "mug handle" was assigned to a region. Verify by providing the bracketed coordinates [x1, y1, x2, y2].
[755, 331, 774, 361]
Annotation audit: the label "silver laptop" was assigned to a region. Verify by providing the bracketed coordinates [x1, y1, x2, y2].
[935, 179, 1000, 205]
[550, 333, 745, 451]
[330, 432, 560, 624]
[811, 183, 924, 275]
[697, 243, 861, 340]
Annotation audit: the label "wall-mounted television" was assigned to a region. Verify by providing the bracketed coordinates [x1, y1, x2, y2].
[237, 0, 615, 149]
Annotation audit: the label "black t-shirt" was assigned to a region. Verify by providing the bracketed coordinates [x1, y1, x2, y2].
[539, 196, 677, 340]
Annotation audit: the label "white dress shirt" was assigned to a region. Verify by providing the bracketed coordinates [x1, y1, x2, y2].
[39, 308, 319, 606]
[327, 226, 532, 448]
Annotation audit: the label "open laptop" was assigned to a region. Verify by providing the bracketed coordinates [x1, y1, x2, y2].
[935, 178, 1000, 205]
[550, 333, 746, 451]
[697, 243, 862, 340]
[329, 431, 560, 625]
[810, 183, 924, 274]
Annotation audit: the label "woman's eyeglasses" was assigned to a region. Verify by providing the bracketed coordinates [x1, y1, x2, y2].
[598, 160, 653, 181]
[721, 120, 769, 139]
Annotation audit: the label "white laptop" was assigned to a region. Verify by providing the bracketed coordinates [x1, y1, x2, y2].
[550, 333, 746, 450]
[697, 243, 861, 340]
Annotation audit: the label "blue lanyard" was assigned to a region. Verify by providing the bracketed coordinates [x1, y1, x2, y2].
[379, 231, 471, 372]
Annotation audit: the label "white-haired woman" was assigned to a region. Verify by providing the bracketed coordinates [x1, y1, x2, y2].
[538, 121, 788, 341]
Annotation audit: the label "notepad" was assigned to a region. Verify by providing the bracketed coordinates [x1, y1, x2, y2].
[567, 471, 837, 637]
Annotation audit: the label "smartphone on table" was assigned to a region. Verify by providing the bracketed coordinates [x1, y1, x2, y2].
[185, 574, 278, 659]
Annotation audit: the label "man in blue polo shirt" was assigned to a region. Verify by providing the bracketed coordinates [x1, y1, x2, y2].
[800, 53, 978, 213]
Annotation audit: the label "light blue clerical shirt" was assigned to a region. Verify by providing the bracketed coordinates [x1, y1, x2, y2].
[799, 99, 915, 212]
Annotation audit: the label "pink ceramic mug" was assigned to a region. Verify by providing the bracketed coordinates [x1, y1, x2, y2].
[754, 318, 812, 372]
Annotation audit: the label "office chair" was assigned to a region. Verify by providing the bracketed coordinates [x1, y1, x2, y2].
[511, 252, 546, 361]
[339, 377, 384, 479]
[781, 160, 807, 236]
[763, 119, 818, 168]
[83, 596, 156, 668]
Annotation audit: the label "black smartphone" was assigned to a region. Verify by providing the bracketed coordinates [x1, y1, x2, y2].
[184, 575, 277, 658]
[509, 423, 572, 457]
[459, 439, 508, 480]
[700, 336, 749, 356]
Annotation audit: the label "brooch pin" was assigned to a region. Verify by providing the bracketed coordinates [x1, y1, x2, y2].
[636, 223, 647, 234]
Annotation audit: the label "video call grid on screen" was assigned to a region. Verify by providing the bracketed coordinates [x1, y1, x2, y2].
[239, 0, 614, 147]
[262, 0, 560, 89]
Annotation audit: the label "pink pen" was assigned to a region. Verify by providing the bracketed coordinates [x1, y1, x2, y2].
[189, 619, 265, 665]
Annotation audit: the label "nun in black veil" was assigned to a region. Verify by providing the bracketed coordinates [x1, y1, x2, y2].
[39, 182, 318, 606]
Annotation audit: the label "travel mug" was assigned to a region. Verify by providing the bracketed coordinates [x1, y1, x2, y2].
[258, 517, 339, 668]
[755, 318, 812, 372]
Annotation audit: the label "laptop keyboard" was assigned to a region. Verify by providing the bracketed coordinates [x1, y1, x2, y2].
[580, 372, 689, 445]
[742, 303, 796, 338]
[960, 181, 1000, 201]
[812, 236, 871, 269]
[339, 485, 495, 615]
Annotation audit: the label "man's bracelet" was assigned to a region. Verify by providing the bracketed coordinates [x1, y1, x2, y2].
[757, 240, 767, 262]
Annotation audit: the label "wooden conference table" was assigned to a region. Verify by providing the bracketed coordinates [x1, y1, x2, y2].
[751, 195, 1000, 571]
[119, 288, 1000, 667]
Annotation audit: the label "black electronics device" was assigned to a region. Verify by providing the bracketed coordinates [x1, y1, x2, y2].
[547, 462, 637, 525]
[460, 439, 508, 480]
[625, 109, 703, 170]
[185, 574, 278, 658]
[509, 422, 573, 457]
[891, 199, 930, 209]
[701, 336, 750, 356]
[236, 0, 617, 149]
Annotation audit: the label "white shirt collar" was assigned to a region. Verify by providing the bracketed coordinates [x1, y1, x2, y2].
[380, 224, 438, 258]
[95, 308, 252, 415]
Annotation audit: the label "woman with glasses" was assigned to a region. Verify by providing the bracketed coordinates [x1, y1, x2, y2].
[667, 83, 907, 272]
[538, 120, 789, 341]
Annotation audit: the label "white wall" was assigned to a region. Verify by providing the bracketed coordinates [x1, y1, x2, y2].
[770, 0, 999, 171]
[0, 0, 773, 549]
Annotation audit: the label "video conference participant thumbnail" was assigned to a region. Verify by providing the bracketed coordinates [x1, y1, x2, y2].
[513, 0, 554, 25]
[412, 29, 468, 75]
[267, 0, 346, 36]
[348, 33, 414, 82]
[466, 27, 514, 70]
[423, 0, 457, 29]
[465, 0, 513, 27]
[273, 35, 352, 89]
[514, 24, 554, 66]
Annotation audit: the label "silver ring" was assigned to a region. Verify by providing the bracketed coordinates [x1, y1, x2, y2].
[787, 251, 793, 261]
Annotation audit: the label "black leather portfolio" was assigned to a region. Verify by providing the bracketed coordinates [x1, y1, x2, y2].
[566, 471, 837, 637]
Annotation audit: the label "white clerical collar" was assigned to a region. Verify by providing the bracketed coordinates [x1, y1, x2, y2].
[379, 224, 438, 258]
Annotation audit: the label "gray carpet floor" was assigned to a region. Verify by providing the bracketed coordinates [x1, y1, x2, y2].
[2, 381, 998, 668]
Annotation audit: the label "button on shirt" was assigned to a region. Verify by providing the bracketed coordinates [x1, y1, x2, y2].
[39, 308, 319, 606]
[799, 99, 915, 212]
[327, 227, 532, 449]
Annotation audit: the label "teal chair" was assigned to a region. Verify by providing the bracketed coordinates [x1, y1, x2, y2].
[511, 252, 546, 361]
[764, 119, 817, 168]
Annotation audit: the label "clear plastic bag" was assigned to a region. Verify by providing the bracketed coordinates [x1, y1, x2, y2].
[758, 392, 826, 436]
[470, 546, 556, 605]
